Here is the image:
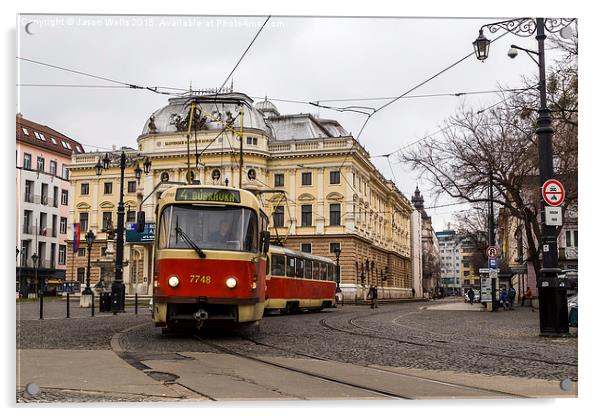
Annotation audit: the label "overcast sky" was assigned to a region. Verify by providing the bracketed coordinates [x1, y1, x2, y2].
[16, 14, 571, 231]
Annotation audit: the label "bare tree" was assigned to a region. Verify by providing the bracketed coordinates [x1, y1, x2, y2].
[399, 37, 577, 277]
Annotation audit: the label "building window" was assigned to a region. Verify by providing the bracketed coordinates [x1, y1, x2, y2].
[102, 212, 113, 230]
[464, 279, 470, 286]
[330, 170, 340, 184]
[62, 165, 69, 180]
[274, 173, 284, 187]
[60, 217, 68, 234]
[104, 182, 113, 194]
[79, 212, 88, 233]
[574, 230, 578, 247]
[77, 267, 86, 283]
[330, 242, 341, 253]
[81, 183, 89, 195]
[272, 206, 284, 227]
[301, 243, 312, 253]
[23, 153, 32, 169]
[126, 210, 136, 223]
[127, 181, 137, 193]
[61, 189, 68, 205]
[24, 180, 34, 203]
[301, 172, 312, 186]
[58, 245, 67, 265]
[37, 156, 45, 172]
[301, 205, 312, 227]
[329, 203, 341, 226]
[50, 160, 57, 176]
[22, 127, 30, 136]
[246, 137, 257, 145]
[78, 248, 86, 257]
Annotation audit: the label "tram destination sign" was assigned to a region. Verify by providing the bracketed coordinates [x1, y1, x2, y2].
[175, 188, 241, 203]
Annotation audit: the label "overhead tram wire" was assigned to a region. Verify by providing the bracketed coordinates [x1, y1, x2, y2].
[16, 56, 189, 96]
[325, 31, 513, 197]
[374, 83, 539, 161]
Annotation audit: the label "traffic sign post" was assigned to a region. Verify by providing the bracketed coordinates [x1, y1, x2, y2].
[542, 179, 565, 207]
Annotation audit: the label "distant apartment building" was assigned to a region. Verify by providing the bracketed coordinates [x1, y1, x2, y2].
[16, 114, 84, 295]
[436, 229, 461, 294]
[411, 186, 441, 295]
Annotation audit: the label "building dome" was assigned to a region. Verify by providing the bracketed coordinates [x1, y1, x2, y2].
[140, 92, 268, 136]
[255, 97, 280, 118]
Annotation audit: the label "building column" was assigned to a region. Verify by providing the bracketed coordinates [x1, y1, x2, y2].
[289, 169, 297, 234]
[316, 168, 325, 234]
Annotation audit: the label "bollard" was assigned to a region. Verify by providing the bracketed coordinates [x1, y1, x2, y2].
[91, 293, 95, 317]
[66, 292, 70, 318]
[135, 293, 138, 315]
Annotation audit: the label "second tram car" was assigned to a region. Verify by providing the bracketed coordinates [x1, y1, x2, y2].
[148, 185, 271, 331]
[265, 245, 337, 313]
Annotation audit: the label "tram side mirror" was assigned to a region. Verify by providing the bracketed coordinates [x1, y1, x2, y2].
[260, 231, 271, 255]
[136, 211, 146, 233]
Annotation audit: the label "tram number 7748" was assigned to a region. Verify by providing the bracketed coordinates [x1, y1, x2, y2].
[190, 275, 212, 284]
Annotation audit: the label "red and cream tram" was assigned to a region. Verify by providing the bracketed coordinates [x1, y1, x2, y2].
[265, 245, 337, 313]
[148, 185, 270, 331]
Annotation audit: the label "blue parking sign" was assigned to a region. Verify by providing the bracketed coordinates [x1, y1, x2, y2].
[488, 258, 497, 269]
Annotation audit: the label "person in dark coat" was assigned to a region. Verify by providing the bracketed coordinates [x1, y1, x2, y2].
[368, 285, 378, 309]
[467, 288, 475, 304]
[508, 285, 516, 310]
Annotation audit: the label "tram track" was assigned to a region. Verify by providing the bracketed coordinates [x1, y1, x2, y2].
[236, 334, 530, 398]
[192, 334, 413, 399]
[317, 313, 577, 369]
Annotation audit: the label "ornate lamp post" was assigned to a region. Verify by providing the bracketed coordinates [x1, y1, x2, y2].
[95, 151, 152, 313]
[472, 17, 575, 336]
[31, 253, 42, 319]
[83, 230, 96, 295]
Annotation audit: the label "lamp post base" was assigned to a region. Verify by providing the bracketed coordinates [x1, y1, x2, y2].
[110, 282, 126, 313]
[80, 294, 93, 308]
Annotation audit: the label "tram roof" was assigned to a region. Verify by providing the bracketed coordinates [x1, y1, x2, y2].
[157, 185, 263, 212]
[269, 244, 334, 264]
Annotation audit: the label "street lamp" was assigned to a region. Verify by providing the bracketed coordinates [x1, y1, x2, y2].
[83, 230, 96, 295]
[473, 17, 575, 336]
[95, 150, 152, 313]
[333, 246, 341, 293]
[31, 253, 42, 319]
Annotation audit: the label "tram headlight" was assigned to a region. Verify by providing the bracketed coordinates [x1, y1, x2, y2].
[225, 277, 238, 289]
[168, 275, 180, 288]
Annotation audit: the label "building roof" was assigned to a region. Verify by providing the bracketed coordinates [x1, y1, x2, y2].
[266, 113, 348, 141]
[140, 92, 268, 135]
[16, 114, 85, 157]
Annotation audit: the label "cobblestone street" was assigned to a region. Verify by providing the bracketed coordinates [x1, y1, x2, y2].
[17, 297, 577, 404]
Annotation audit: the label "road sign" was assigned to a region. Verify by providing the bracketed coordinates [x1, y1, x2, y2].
[542, 179, 565, 207]
[544, 206, 563, 226]
[486, 246, 498, 258]
[488, 258, 497, 269]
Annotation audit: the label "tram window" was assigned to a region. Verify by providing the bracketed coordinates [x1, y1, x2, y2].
[304, 260, 312, 279]
[272, 254, 286, 276]
[328, 264, 334, 281]
[286, 256, 296, 277]
[312, 261, 320, 279]
[266, 256, 270, 275]
[296, 258, 305, 278]
[320, 263, 327, 280]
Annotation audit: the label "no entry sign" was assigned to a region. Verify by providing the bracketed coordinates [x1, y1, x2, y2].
[486, 246, 498, 258]
[542, 179, 565, 207]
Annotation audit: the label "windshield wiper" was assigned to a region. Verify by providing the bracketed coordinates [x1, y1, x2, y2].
[175, 226, 206, 259]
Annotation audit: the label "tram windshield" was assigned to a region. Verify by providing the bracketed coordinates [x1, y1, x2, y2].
[159, 205, 258, 252]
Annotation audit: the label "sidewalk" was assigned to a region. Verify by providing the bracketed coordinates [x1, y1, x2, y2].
[423, 300, 485, 311]
[16, 349, 185, 402]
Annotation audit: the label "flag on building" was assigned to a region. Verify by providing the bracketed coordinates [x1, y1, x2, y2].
[73, 223, 80, 253]
[41, 227, 48, 236]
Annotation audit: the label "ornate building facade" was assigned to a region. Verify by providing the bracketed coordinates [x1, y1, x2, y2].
[66, 92, 416, 299]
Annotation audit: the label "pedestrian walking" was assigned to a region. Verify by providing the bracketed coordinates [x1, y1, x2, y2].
[522, 286, 534, 311]
[368, 285, 378, 309]
[467, 288, 475, 305]
[499, 287, 509, 310]
[412, 288, 415, 298]
[508, 285, 516, 310]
